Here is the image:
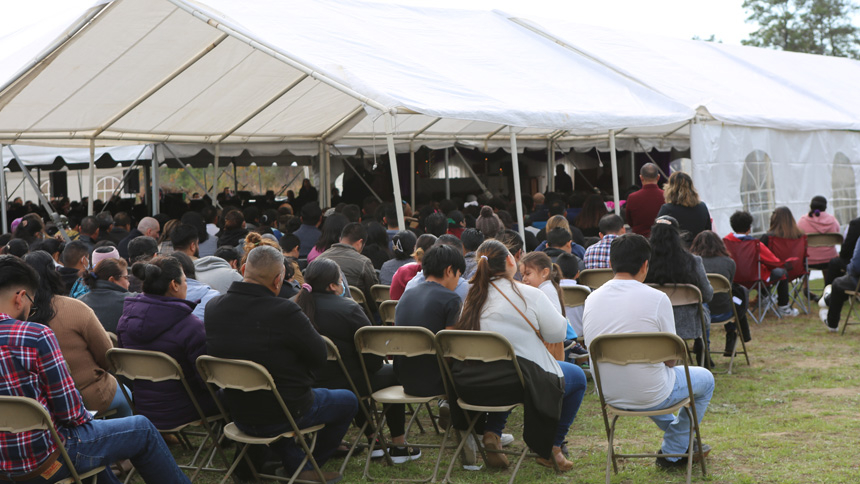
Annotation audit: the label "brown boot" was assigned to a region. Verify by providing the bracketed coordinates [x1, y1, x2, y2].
[536, 446, 574, 472]
[481, 432, 510, 468]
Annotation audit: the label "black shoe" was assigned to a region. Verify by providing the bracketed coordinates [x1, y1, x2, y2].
[655, 444, 711, 469]
[389, 445, 421, 464]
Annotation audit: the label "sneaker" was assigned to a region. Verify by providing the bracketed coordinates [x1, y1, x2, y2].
[499, 433, 514, 447]
[389, 445, 421, 464]
[820, 285, 832, 308]
[368, 438, 385, 459]
[569, 343, 588, 356]
[777, 305, 800, 317]
[437, 399, 450, 430]
[460, 434, 481, 470]
[822, 314, 838, 333]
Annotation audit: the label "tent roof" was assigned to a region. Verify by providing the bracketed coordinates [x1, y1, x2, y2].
[1, 144, 149, 171]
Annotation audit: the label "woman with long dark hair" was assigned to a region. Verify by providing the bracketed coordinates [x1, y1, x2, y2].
[379, 231, 417, 285]
[296, 258, 417, 462]
[361, 221, 393, 270]
[573, 194, 608, 238]
[23, 250, 132, 417]
[645, 216, 714, 362]
[307, 213, 348, 263]
[454, 240, 585, 471]
[13, 213, 45, 247]
[759, 206, 804, 315]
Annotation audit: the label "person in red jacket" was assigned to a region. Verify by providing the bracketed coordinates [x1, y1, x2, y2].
[625, 163, 664, 238]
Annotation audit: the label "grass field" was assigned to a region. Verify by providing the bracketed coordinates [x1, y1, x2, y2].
[135, 296, 860, 483]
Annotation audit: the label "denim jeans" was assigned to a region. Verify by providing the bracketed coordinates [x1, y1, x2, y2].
[484, 361, 587, 447]
[638, 366, 714, 461]
[106, 381, 133, 419]
[235, 388, 357, 473]
[18, 415, 190, 484]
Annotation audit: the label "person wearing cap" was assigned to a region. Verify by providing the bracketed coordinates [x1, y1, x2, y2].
[583, 214, 626, 270]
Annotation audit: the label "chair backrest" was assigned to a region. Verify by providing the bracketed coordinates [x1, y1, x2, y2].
[579, 268, 614, 290]
[349, 285, 367, 305]
[723, 237, 762, 286]
[706, 273, 732, 295]
[807, 232, 843, 248]
[589, 332, 688, 366]
[0, 396, 52, 433]
[106, 348, 183, 382]
[354, 326, 438, 358]
[561, 285, 590, 307]
[378, 300, 397, 326]
[647, 283, 703, 307]
[106, 331, 118, 348]
[435, 330, 526, 402]
[370, 284, 392, 303]
[767, 235, 807, 280]
[195, 356, 274, 393]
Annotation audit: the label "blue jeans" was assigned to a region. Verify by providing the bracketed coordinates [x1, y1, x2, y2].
[106, 381, 133, 418]
[235, 388, 357, 473]
[484, 361, 587, 446]
[638, 366, 714, 461]
[18, 415, 190, 484]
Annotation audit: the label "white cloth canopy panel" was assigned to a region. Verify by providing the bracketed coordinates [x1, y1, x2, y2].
[691, 122, 860, 237]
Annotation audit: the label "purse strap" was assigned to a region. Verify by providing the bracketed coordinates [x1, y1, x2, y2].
[489, 281, 545, 343]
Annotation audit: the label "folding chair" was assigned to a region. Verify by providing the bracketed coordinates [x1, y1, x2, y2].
[840, 278, 860, 335]
[105, 348, 228, 482]
[106, 331, 118, 348]
[195, 356, 328, 484]
[349, 285, 375, 320]
[378, 300, 398, 326]
[578, 268, 613, 290]
[706, 274, 750, 374]
[436, 330, 558, 484]
[590, 333, 707, 484]
[723, 237, 780, 324]
[768, 235, 808, 313]
[646, 284, 710, 370]
[0, 396, 105, 484]
[560, 285, 590, 356]
[806, 232, 843, 299]
[370, 284, 392, 303]
[354, 326, 452, 482]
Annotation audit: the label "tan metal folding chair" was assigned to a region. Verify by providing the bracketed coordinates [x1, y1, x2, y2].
[354, 326, 452, 482]
[647, 284, 711, 370]
[370, 284, 392, 303]
[590, 333, 707, 484]
[0, 396, 105, 484]
[349, 285, 375, 320]
[106, 331, 118, 348]
[195, 356, 328, 484]
[578, 268, 614, 290]
[840, 278, 860, 335]
[436, 330, 558, 484]
[706, 274, 750, 374]
[378, 300, 398, 326]
[560, 285, 590, 356]
[106, 348, 228, 482]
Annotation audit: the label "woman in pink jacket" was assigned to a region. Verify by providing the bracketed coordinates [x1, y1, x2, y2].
[797, 196, 841, 268]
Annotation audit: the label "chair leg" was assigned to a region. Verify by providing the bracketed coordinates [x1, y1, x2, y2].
[842, 296, 857, 336]
[443, 413, 481, 484]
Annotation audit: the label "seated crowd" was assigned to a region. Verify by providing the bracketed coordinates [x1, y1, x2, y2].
[0, 165, 840, 482]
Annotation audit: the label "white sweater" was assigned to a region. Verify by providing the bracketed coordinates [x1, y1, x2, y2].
[479, 278, 568, 378]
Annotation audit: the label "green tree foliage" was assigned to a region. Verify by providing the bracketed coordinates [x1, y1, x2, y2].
[742, 0, 860, 58]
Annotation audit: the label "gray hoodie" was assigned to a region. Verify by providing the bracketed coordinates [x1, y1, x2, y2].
[194, 256, 243, 294]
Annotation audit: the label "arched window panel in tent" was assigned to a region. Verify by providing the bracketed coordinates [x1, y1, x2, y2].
[432, 163, 463, 180]
[831, 152, 857, 226]
[96, 176, 122, 203]
[740, 150, 775, 235]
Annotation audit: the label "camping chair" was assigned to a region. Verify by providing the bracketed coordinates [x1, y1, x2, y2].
[378, 300, 398, 326]
[646, 284, 710, 370]
[0, 396, 106, 484]
[806, 232, 843, 300]
[195, 356, 328, 484]
[370, 284, 392, 303]
[578, 268, 613, 290]
[590, 333, 707, 484]
[349, 285, 375, 320]
[840, 278, 860, 336]
[767, 235, 808, 313]
[105, 348, 228, 482]
[354, 326, 452, 482]
[436, 330, 558, 484]
[723, 237, 779, 324]
[706, 274, 751, 374]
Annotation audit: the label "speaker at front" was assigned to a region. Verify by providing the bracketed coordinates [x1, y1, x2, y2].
[50, 171, 67, 198]
[124, 168, 140, 194]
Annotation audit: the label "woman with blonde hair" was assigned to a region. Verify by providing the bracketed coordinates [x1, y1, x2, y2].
[656, 171, 711, 243]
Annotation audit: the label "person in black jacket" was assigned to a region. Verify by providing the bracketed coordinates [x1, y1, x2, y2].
[296, 258, 418, 464]
[205, 245, 357, 483]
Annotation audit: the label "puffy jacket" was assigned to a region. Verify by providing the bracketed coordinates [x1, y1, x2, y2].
[798, 212, 840, 265]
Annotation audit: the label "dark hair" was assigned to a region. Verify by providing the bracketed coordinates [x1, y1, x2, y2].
[279, 234, 301, 254]
[115, 212, 132, 228]
[609, 233, 651, 275]
[546, 227, 572, 248]
[13, 214, 44, 244]
[461, 228, 485, 252]
[84, 257, 128, 289]
[456, 239, 517, 331]
[435, 234, 464, 253]
[282, 256, 296, 281]
[342, 204, 361, 223]
[224, 210, 245, 230]
[131, 256, 184, 296]
[574, 194, 608, 230]
[170, 252, 196, 279]
[689, 230, 731, 258]
[520, 251, 565, 316]
[555, 252, 581, 279]
[201, 205, 218, 224]
[0, 254, 40, 296]
[644, 224, 697, 285]
[548, 200, 566, 216]
[340, 222, 367, 244]
[495, 229, 524, 256]
[61, 240, 89, 267]
[475, 206, 502, 239]
[809, 196, 827, 217]
[180, 211, 209, 244]
[95, 212, 114, 232]
[295, 258, 342, 329]
[413, 234, 437, 263]
[392, 231, 417, 260]
[214, 246, 240, 263]
[315, 214, 349, 252]
[424, 212, 448, 237]
[301, 202, 323, 225]
[22, 251, 64, 325]
[729, 211, 753, 234]
[422, 244, 466, 279]
[170, 224, 199, 251]
[447, 210, 464, 229]
[31, 238, 64, 258]
[243, 206, 260, 224]
[128, 236, 158, 262]
[4, 239, 30, 258]
[362, 221, 389, 249]
[598, 214, 624, 235]
[768, 206, 804, 239]
[383, 203, 399, 228]
[80, 216, 99, 236]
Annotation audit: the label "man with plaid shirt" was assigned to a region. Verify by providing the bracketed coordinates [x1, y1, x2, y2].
[0, 255, 188, 483]
[583, 214, 626, 270]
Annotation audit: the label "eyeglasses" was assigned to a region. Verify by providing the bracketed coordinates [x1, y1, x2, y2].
[17, 291, 37, 318]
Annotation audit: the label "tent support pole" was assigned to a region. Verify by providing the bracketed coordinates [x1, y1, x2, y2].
[452, 147, 492, 199]
[212, 143, 220, 202]
[0, 146, 6, 234]
[342, 158, 382, 203]
[6, 145, 69, 241]
[409, 143, 415, 209]
[162, 144, 211, 198]
[324, 144, 331, 207]
[88, 140, 95, 215]
[99, 145, 149, 213]
[233, 163, 238, 194]
[151, 152, 159, 215]
[77, 169, 83, 201]
[385, 114, 406, 231]
[510, 128, 526, 251]
[609, 130, 620, 216]
[444, 148, 450, 199]
[318, 142, 325, 206]
[547, 139, 554, 192]
[630, 150, 635, 185]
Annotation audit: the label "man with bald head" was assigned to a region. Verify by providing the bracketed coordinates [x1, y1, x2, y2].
[625, 163, 664, 238]
[204, 246, 357, 483]
[118, 217, 161, 261]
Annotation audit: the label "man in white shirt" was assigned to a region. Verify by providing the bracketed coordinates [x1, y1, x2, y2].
[583, 233, 714, 469]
